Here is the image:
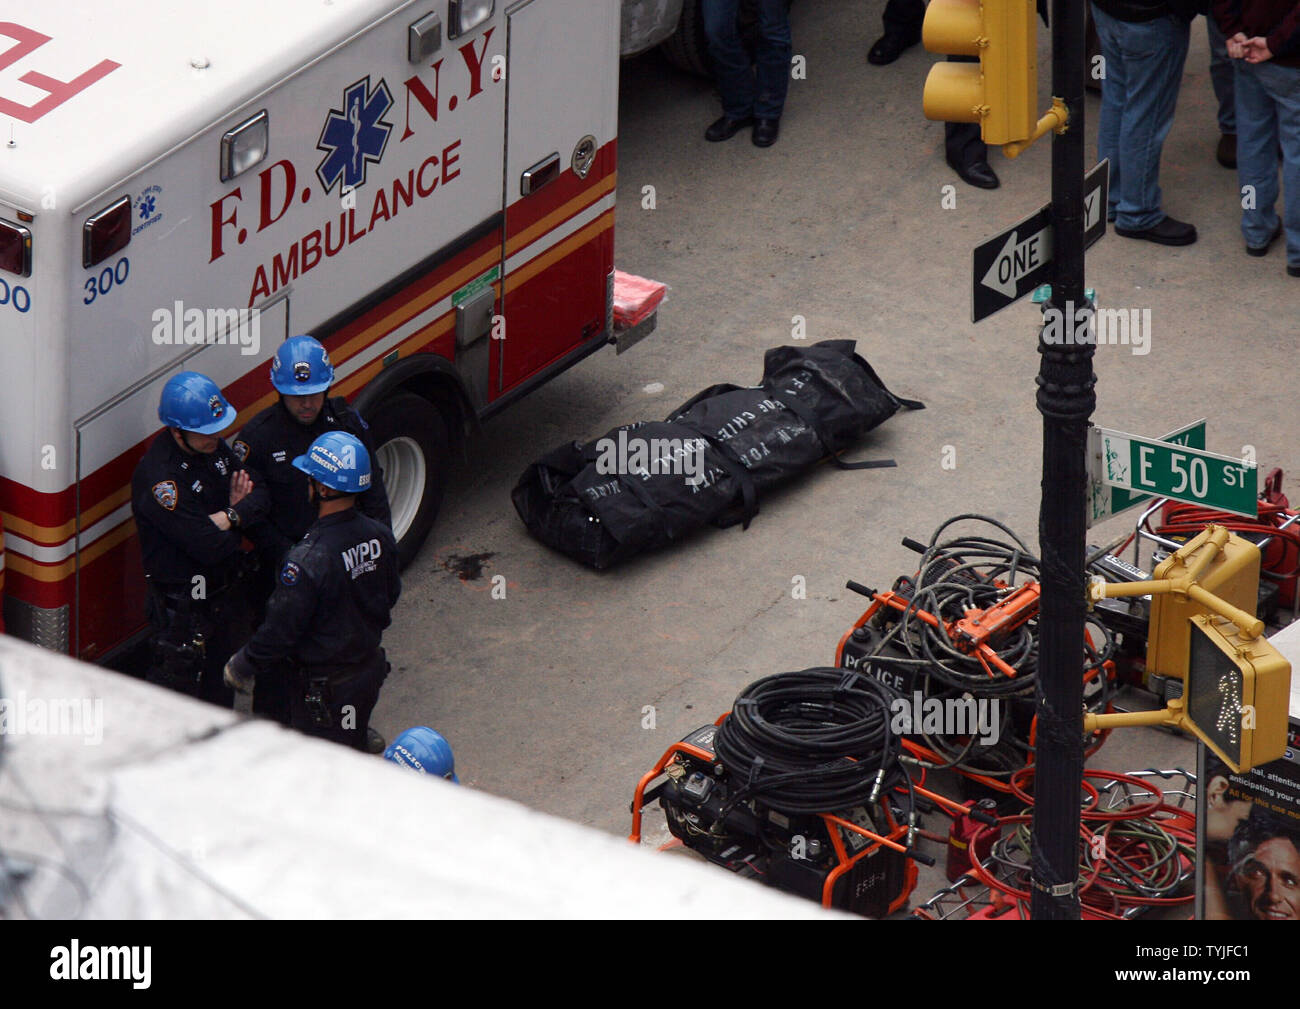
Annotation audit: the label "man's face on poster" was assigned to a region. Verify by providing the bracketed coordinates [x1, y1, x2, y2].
[1239, 836, 1300, 920]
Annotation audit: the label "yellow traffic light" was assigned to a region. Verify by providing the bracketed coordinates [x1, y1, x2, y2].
[921, 0, 1039, 148]
[1146, 529, 1261, 681]
[1084, 525, 1292, 773]
[1184, 613, 1291, 773]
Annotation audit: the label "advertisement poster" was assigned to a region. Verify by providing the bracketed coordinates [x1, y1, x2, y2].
[1196, 719, 1300, 920]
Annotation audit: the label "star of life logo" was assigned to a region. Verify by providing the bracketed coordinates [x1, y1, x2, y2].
[316, 76, 394, 195]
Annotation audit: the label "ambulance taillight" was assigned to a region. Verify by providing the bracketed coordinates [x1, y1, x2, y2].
[82, 196, 132, 268]
[0, 219, 32, 277]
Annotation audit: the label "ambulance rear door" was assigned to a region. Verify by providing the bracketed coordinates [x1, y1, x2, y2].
[498, 0, 619, 397]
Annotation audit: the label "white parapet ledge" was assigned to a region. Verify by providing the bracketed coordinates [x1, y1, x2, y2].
[0, 636, 836, 919]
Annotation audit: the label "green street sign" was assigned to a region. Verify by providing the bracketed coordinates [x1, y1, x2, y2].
[1087, 419, 1205, 525]
[1096, 426, 1256, 518]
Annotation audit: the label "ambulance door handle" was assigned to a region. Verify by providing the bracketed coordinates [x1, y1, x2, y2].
[456, 287, 496, 349]
[520, 153, 560, 197]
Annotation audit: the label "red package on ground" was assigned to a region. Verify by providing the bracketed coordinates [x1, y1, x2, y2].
[612, 269, 666, 329]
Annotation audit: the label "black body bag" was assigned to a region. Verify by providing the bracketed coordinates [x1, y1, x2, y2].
[511, 340, 923, 569]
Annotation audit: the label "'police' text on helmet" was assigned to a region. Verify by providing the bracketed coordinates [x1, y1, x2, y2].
[291, 430, 371, 494]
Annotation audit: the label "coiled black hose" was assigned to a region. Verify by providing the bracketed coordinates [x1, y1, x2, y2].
[714, 668, 907, 816]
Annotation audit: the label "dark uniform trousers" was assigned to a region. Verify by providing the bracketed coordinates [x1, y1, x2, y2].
[234, 397, 392, 726]
[288, 651, 390, 750]
[131, 432, 255, 708]
[880, 0, 1049, 168]
[881, 0, 986, 168]
[231, 508, 401, 751]
[145, 582, 253, 707]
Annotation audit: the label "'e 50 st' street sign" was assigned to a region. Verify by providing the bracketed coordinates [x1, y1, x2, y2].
[1088, 419, 1205, 526]
[1096, 426, 1256, 517]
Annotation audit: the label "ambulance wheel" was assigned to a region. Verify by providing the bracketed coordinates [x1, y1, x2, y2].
[368, 392, 450, 570]
[659, 0, 792, 77]
[660, 0, 710, 76]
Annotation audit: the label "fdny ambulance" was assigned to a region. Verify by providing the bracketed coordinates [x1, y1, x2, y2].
[0, 1, 634, 661]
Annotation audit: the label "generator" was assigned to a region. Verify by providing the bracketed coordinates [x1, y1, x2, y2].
[629, 669, 954, 917]
[643, 724, 915, 916]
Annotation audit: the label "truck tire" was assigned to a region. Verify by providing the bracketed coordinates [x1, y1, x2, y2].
[367, 392, 450, 570]
[659, 0, 792, 77]
[660, 0, 710, 76]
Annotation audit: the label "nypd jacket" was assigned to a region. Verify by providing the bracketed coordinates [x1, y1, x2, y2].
[131, 432, 248, 592]
[235, 397, 392, 563]
[235, 508, 401, 673]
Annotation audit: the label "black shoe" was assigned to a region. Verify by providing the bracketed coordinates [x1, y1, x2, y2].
[1115, 216, 1197, 246]
[948, 158, 999, 189]
[752, 118, 780, 147]
[365, 726, 386, 754]
[1288, 264, 1300, 278]
[868, 31, 920, 66]
[1217, 133, 1237, 169]
[1247, 222, 1282, 256]
[705, 115, 754, 142]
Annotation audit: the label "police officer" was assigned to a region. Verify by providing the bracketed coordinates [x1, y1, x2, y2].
[236, 335, 390, 564]
[224, 431, 401, 752]
[131, 371, 256, 707]
[235, 335, 391, 726]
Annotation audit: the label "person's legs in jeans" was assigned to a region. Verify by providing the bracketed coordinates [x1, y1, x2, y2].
[1105, 14, 1191, 230]
[1091, 3, 1127, 222]
[1207, 18, 1235, 137]
[1266, 64, 1300, 270]
[1207, 18, 1237, 167]
[753, 0, 792, 119]
[1234, 60, 1283, 251]
[702, 0, 752, 119]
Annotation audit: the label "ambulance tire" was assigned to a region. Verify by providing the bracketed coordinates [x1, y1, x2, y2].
[660, 0, 710, 76]
[659, 0, 792, 77]
[367, 392, 450, 570]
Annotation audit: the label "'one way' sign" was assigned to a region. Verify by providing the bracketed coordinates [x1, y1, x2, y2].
[970, 159, 1109, 323]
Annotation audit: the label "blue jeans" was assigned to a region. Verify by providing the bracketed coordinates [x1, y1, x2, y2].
[1207, 18, 1235, 135]
[702, 0, 792, 120]
[1091, 5, 1190, 230]
[1234, 60, 1300, 268]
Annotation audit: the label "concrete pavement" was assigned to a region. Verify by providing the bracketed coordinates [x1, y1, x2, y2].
[373, 1, 1293, 913]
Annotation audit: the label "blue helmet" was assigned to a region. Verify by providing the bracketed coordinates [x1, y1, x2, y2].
[158, 371, 236, 434]
[271, 335, 334, 395]
[384, 727, 458, 782]
[291, 430, 371, 494]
